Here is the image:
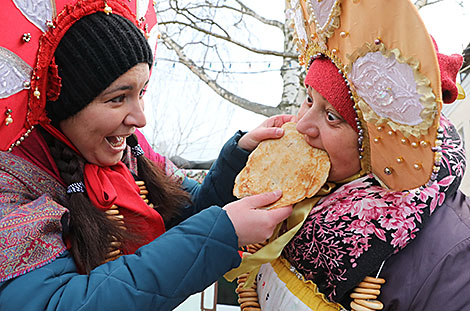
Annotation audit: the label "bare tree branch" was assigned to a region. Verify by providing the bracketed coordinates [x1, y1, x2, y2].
[160, 33, 282, 117]
[414, 0, 444, 9]
[165, 0, 231, 37]
[233, 0, 284, 29]
[160, 20, 296, 58]
[164, 1, 284, 29]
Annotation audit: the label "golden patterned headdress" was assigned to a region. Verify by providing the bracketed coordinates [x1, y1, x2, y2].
[286, 0, 464, 191]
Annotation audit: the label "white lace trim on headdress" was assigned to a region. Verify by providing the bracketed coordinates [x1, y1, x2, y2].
[306, 0, 341, 42]
[0, 47, 32, 99]
[293, 7, 308, 45]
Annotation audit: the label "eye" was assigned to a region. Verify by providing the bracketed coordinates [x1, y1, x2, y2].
[139, 87, 147, 98]
[306, 95, 313, 106]
[108, 94, 126, 103]
[327, 111, 341, 122]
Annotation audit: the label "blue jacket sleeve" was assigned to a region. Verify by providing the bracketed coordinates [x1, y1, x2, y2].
[0, 207, 241, 311]
[171, 131, 249, 226]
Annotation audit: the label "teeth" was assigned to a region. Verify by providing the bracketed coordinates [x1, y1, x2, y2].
[108, 136, 125, 147]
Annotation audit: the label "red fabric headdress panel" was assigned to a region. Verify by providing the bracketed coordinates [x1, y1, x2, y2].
[0, 0, 43, 151]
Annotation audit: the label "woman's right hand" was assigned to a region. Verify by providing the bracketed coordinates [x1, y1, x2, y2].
[237, 114, 294, 152]
[223, 191, 293, 247]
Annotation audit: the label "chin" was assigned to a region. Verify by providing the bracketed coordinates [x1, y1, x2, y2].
[94, 153, 123, 167]
[328, 170, 361, 183]
[108, 156, 123, 166]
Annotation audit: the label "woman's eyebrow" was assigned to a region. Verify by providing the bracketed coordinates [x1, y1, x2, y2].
[102, 85, 133, 96]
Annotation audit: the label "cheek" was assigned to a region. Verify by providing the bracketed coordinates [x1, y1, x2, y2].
[87, 111, 120, 135]
[326, 132, 360, 170]
[339, 136, 358, 160]
[64, 117, 106, 149]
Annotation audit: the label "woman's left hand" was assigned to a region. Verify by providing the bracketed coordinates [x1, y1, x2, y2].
[238, 114, 295, 152]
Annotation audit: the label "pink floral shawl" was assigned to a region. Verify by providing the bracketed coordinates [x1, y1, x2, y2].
[283, 116, 466, 305]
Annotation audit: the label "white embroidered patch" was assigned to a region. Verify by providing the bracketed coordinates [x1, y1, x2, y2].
[293, 6, 308, 45]
[257, 263, 312, 311]
[13, 0, 53, 32]
[307, 0, 340, 32]
[350, 51, 424, 126]
[136, 0, 150, 21]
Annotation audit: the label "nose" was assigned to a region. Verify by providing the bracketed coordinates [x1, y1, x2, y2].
[125, 98, 146, 128]
[296, 108, 319, 138]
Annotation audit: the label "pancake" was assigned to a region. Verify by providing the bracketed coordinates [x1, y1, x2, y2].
[233, 122, 330, 209]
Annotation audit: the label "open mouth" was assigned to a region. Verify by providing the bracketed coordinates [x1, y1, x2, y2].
[105, 136, 126, 149]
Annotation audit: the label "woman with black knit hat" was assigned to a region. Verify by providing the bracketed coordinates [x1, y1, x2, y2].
[0, 0, 293, 309]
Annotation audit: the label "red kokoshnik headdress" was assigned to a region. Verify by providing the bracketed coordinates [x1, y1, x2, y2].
[0, 0, 157, 152]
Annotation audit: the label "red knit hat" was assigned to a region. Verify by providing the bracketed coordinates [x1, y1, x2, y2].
[304, 56, 358, 132]
[431, 37, 464, 104]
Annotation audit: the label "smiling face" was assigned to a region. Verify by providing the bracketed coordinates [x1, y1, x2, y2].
[295, 86, 361, 182]
[60, 63, 149, 166]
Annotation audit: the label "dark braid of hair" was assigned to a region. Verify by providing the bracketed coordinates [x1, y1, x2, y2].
[43, 129, 130, 273]
[126, 134, 191, 226]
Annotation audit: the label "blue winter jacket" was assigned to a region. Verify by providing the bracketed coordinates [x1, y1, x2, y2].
[0, 132, 249, 311]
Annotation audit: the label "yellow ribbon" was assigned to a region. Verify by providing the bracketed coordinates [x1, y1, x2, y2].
[224, 184, 334, 287]
[457, 82, 466, 100]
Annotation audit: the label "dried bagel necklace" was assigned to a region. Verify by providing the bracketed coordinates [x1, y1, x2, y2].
[236, 243, 387, 311]
[102, 180, 153, 264]
[350, 261, 386, 311]
[236, 242, 267, 311]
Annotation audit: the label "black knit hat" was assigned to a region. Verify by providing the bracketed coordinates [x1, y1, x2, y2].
[46, 12, 153, 123]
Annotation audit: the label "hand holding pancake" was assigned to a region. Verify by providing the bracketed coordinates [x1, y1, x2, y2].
[238, 114, 295, 152]
[223, 191, 293, 247]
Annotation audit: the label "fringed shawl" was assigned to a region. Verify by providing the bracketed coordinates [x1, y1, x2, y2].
[0, 129, 186, 282]
[0, 151, 68, 282]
